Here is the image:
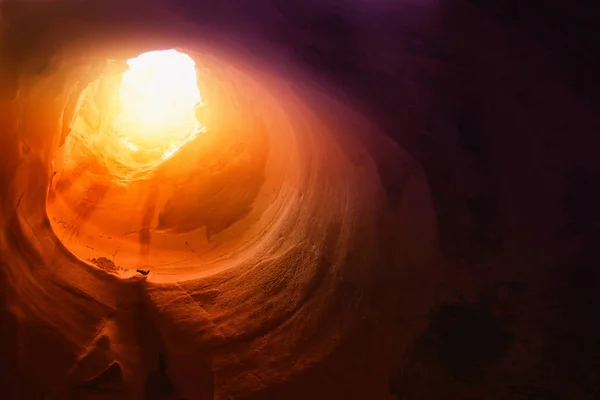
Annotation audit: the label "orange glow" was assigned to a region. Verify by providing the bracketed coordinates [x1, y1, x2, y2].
[66, 49, 205, 183]
[115, 49, 203, 159]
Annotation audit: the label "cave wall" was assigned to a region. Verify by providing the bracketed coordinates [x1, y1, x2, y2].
[1, 0, 599, 399]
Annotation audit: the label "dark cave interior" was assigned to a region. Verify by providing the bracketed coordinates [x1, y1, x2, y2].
[0, 1, 599, 399]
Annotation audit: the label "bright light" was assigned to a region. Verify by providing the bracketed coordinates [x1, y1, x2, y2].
[65, 49, 206, 183]
[115, 49, 202, 160]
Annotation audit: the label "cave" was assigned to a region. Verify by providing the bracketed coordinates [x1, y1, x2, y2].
[1, 1, 598, 399]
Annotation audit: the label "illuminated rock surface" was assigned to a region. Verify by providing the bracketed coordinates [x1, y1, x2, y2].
[0, 1, 598, 399]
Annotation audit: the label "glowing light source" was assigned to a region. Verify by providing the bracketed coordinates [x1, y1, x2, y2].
[115, 49, 203, 160]
[66, 49, 205, 183]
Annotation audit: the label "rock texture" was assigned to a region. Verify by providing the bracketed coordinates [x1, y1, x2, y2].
[1, 1, 598, 399]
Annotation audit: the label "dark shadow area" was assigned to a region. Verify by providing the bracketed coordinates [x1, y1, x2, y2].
[542, 167, 600, 399]
[143, 354, 181, 400]
[467, 0, 600, 105]
[79, 361, 123, 392]
[427, 298, 513, 381]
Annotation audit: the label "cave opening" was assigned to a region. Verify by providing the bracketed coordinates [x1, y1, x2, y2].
[45, 46, 281, 281]
[0, 3, 442, 397]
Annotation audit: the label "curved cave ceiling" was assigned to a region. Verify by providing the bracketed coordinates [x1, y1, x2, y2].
[1, 1, 599, 399]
